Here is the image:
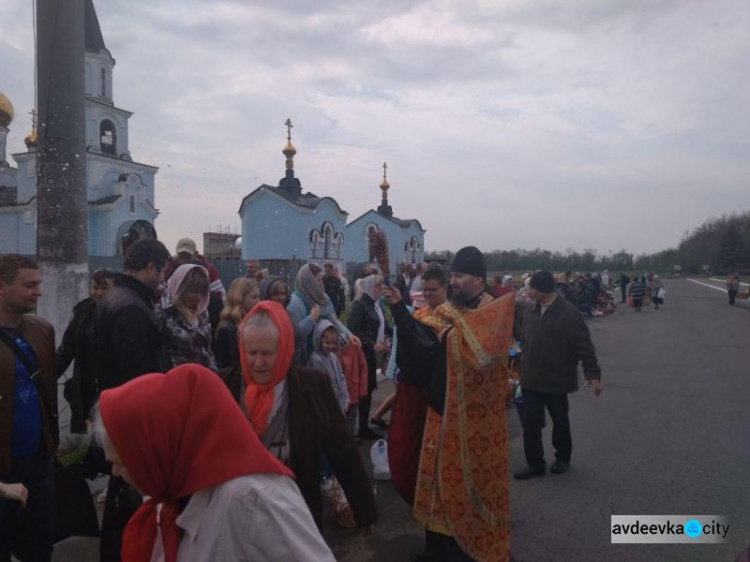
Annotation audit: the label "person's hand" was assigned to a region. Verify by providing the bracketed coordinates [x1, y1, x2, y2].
[0, 482, 28, 508]
[347, 334, 361, 348]
[374, 343, 388, 353]
[382, 287, 402, 306]
[310, 305, 323, 322]
[584, 379, 602, 396]
[344, 402, 350, 413]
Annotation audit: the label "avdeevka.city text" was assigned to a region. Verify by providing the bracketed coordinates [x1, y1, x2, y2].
[612, 520, 729, 538]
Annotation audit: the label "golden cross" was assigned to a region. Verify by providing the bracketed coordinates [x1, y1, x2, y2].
[285, 118, 293, 141]
[382, 161, 388, 181]
[29, 109, 37, 128]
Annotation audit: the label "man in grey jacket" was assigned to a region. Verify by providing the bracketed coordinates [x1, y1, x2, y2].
[514, 270, 602, 480]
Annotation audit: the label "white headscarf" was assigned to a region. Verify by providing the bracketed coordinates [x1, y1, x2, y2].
[166, 264, 210, 315]
[359, 275, 385, 344]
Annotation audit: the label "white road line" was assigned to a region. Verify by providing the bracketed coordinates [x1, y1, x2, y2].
[710, 278, 749, 287]
[687, 278, 728, 292]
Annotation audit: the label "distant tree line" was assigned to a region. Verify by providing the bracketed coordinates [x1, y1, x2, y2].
[426, 211, 750, 275]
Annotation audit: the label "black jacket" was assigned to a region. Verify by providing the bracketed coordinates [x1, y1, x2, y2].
[323, 275, 345, 316]
[55, 298, 99, 433]
[347, 294, 392, 362]
[518, 296, 601, 394]
[92, 273, 163, 391]
[218, 365, 378, 529]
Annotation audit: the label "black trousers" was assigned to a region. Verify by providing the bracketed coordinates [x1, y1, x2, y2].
[521, 388, 572, 470]
[100, 476, 142, 562]
[0, 452, 55, 562]
[729, 290, 738, 305]
[425, 530, 477, 561]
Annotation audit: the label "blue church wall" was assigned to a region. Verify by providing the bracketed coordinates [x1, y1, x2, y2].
[0, 211, 36, 255]
[345, 210, 425, 273]
[240, 190, 347, 261]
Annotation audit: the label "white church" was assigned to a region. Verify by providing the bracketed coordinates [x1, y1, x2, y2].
[0, 0, 158, 257]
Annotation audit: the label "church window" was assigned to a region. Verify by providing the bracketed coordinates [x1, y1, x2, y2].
[129, 195, 136, 214]
[100, 68, 106, 97]
[100, 120, 117, 155]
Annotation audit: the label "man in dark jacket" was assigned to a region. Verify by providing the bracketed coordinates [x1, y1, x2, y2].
[91, 237, 171, 562]
[0, 254, 56, 562]
[515, 270, 602, 480]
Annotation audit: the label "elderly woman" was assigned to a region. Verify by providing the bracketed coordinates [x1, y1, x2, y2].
[347, 274, 393, 440]
[287, 264, 358, 364]
[157, 264, 217, 370]
[218, 301, 377, 531]
[213, 278, 260, 368]
[92, 364, 334, 561]
[649, 274, 665, 310]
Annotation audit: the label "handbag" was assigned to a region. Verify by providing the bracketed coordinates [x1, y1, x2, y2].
[0, 330, 100, 541]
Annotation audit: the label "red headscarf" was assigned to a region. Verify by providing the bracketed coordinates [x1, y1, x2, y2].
[238, 300, 295, 436]
[99, 364, 292, 562]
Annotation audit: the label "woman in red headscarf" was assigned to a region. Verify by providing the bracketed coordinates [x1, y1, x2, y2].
[94, 363, 334, 561]
[218, 300, 378, 531]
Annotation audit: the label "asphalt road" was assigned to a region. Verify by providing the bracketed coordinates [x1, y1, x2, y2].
[51, 278, 750, 561]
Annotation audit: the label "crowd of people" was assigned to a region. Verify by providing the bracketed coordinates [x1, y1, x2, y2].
[2, 241, 615, 561]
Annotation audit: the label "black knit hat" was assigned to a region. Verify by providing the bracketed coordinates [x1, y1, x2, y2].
[451, 246, 486, 278]
[529, 270, 555, 293]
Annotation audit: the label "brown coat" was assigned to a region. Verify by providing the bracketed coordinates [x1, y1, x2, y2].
[218, 364, 378, 529]
[0, 315, 57, 474]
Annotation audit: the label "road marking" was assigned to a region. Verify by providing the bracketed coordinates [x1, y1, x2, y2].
[687, 278, 728, 292]
[710, 278, 749, 287]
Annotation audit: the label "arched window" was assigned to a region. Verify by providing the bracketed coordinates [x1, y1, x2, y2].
[129, 195, 136, 214]
[324, 224, 333, 259]
[100, 68, 106, 97]
[100, 120, 116, 155]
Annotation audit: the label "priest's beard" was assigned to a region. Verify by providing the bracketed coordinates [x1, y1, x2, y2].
[450, 287, 481, 307]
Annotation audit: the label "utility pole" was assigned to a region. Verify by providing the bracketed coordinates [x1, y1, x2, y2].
[35, 0, 89, 337]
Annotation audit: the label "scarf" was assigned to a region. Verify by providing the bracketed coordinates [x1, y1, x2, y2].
[360, 275, 385, 344]
[294, 264, 328, 308]
[166, 263, 210, 316]
[98, 364, 292, 562]
[239, 301, 295, 437]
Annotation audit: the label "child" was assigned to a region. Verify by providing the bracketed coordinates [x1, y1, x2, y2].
[308, 320, 349, 415]
[336, 331, 368, 436]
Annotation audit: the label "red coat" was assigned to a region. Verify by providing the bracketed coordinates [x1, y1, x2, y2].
[336, 344, 368, 404]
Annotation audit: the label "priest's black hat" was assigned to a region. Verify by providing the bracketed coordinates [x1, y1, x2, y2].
[451, 246, 486, 278]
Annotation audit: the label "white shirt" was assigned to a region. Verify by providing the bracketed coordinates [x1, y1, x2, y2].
[540, 295, 557, 317]
[150, 474, 335, 562]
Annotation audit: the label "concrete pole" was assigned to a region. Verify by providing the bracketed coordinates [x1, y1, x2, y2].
[35, 0, 90, 341]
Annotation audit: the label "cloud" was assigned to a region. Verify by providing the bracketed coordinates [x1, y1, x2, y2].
[1, 0, 748, 257]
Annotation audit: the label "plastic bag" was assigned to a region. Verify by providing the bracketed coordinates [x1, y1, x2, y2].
[370, 439, 391, 480]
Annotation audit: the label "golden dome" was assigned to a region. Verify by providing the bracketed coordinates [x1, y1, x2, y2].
[282, 140, 297, 157]
[24, 108, 38, 149]
[380, 161, 390, 191]
[0, 92, 14, 128]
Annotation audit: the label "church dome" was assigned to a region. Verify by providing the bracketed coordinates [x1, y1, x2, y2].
[282, 140, 297, 158]
[0, 92, 14, 128]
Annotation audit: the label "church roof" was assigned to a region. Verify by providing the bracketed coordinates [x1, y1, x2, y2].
[84, 0, 107, 54]
[239, 183, 348, 216]
[90, 194, 121, 205]
[348, 209, 425, 232]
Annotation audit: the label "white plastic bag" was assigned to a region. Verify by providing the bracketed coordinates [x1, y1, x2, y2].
[657, 287, 666, 299]
[370, 439, 391, 481]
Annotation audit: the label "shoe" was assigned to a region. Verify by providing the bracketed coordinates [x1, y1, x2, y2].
[513, 466, 545, 480]
[550, 459, 570, 474]
[370, 417, 389, 429]
[357, 428, 382, 440]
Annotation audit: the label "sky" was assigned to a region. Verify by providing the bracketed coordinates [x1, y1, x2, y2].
[1, 0, 749, 257]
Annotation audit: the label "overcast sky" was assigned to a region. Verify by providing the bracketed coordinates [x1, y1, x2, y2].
[2, 0, 749, 257]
